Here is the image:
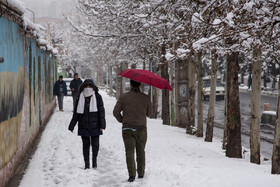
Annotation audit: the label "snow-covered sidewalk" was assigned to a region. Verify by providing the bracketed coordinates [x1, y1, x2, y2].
[19, 91, 280, 187]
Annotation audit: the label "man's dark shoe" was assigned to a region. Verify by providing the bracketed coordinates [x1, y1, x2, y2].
[84, 165, 90, 170]
[127, 176, 135, 182]
[138, 176, 144, 179]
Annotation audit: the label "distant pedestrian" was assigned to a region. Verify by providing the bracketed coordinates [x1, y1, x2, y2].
[53, 75, 67, 111]
[68, 79, 106, 169]
[70, 73, 83, 111]
[113, 80, 152, 182]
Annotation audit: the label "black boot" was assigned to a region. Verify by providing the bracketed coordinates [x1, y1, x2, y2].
[127, 176, 135, 182]
[84, 164, 90, 170]
[82, 136, 90, 169]
[92, 158, 97, 169]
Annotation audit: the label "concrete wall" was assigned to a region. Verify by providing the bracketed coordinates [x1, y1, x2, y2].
[0, 13, 56, 187]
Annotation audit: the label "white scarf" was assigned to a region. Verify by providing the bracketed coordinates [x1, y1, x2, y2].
[77, 88, 98, 114]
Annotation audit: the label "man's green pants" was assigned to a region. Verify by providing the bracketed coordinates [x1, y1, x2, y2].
[122, 129, 147, 177]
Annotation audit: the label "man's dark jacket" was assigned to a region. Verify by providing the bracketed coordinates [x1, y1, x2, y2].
[113, 89, 152, 130]
[68, 91, 106, 131]
[53, 80, 67, 96]
[70, 78, 83, 95]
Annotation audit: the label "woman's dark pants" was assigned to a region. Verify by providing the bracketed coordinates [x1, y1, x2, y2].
[81, 136, 99, 168]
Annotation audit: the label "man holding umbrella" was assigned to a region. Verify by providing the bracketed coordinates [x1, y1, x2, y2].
[113, 79, 152, 182]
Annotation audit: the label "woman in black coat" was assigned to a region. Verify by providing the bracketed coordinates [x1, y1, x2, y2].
[68, 79, 106, 169]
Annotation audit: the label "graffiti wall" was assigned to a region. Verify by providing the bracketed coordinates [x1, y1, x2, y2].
[0, 6, 57, 186]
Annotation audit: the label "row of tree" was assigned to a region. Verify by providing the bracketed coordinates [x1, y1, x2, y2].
[53, 0, 280, 174]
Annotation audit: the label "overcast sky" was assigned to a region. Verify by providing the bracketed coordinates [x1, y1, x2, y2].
[21, 0, 76, 19]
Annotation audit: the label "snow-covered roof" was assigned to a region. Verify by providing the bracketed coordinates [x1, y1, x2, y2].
[38, 39, 48, 46]
[23, 17, 40, 33]
[37, 24, 46, 31]
[52, 48, 59, 54]
[46, 45, 54, 51]
[0, 0, 26, 15]
[0, 0, 58, 56]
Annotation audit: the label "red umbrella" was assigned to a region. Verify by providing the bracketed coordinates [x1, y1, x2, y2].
[119, 69, 172, 91]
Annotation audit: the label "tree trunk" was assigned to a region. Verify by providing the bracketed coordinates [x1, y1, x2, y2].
[131, 64, 136, 69]
[196, 51, 203, 137]
[115, 66, 122, 100]
[175, 60, 180, 127]
[141, 60, 146, 92]
[170, 60, 176, 126]
[205, 51, 218, 142]
[272, 78, 276, 90]
[152, 86, 159, 119]
[223, 62, 228, 150]
[161, 44, 170, 125]
[226, 51, 242, 158]
[250, 46, 261, 164]
[121, 62, 128, 94]
[241, 74, 244, 84]
[263, 74, 267, 88]
[109, 65, 113, 96]
[187, 54, 196, 134]
[272, 70, 280, 174]
[150, 66, 159, 119]
[175, 59, 188, 128]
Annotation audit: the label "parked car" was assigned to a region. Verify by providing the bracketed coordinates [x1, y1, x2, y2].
[203, 77, 225, 101]
[63, 78, 73, 96]
[63, 77, 85, 96]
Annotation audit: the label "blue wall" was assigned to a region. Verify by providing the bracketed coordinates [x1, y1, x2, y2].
[0, 14, 57, 185]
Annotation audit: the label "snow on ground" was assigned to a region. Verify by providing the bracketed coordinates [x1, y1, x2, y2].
[19, 91, 280, 187]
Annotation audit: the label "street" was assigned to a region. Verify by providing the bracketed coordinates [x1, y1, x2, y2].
[203, 91, 277, 159]
[18, 91, 280, 187]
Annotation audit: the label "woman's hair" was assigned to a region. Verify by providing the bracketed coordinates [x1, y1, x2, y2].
[79, 79, 98, 93]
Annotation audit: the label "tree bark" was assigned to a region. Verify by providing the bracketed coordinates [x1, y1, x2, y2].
[223, 61, 228, 150]
[170, 60, 176, 126]
[121, 62, 128, 94]
[272, 70, 280, 174]
[250, 46, 261, 164]
[175, 59, 188, 128]
[150, 65, 159, 119]
[187, 54, 196, 134]
[196, 51, 204, 137]
[152, 86, 159, 119]
[161, 43, 170, 125]
[175, 60, 180, 127]
[226, 51, 242, 158]
[205, 51, 218, 142]
[115, 65, 122, 100]
[109, 65, 113, 96]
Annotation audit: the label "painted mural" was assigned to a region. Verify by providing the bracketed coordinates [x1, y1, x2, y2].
[0, 8, 57, 186]
[0, 68, 25, 168]
[0, 17, 25, 168]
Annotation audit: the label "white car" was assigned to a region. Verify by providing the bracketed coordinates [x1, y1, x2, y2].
[203, 77, 225, 101]
[63, 77, 85, 96]
[63, 78, 73, 96]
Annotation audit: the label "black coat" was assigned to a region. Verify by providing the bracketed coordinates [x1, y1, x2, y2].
[68, 92, 106, 131]
[70, 78, 83, 95]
